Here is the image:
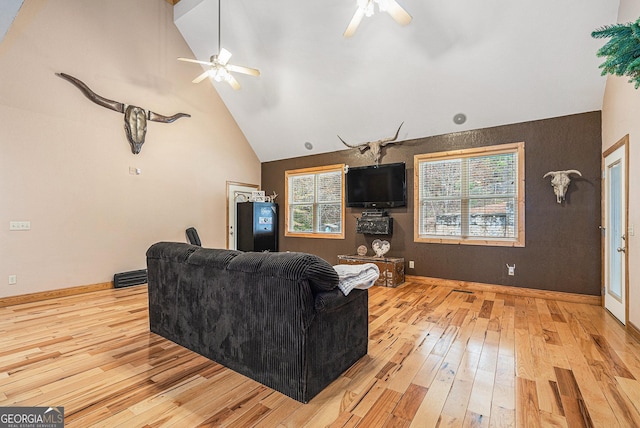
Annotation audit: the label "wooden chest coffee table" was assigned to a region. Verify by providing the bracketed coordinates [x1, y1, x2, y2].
[337, 255, 405, 288]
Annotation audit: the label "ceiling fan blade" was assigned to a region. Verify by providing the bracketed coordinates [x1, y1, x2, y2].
[218, 48, 232, 65]
[178, 57, 213, 66]
[227, 64, 260, 77]
[192, 70, 211, 84]
[386, 0, 412, 26]
[343, 8, 365, 38]
[227, 74, 241, 90]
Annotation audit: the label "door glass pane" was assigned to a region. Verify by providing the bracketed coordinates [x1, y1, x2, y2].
[609, 162, 622, 299]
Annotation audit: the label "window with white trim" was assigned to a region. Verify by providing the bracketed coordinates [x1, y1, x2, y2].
[414, 142, 525, 246]
[285, 164, 345, 239]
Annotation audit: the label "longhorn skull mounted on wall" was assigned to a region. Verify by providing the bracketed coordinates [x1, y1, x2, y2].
[56, 73, 190, 154]
[338, 122, 405, 164]
[543, 169, 582, 203]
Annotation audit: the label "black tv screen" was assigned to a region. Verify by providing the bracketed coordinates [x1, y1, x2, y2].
[346, 162, 406, 208]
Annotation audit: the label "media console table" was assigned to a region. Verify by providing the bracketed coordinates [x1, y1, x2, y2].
[337, 255, 405, 288]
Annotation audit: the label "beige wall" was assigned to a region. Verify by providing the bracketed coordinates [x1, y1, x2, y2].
[601, 1, 640, 327]
[0, 0, 260, 297]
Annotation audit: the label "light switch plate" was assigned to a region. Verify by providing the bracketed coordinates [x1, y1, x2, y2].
[9, 221, 30, 231]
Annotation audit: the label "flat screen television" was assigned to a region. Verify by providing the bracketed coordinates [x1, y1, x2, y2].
[345, 162, 406, 208]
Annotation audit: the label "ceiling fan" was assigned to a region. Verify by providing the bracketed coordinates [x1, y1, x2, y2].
[177, 0, 259, 90]
[344, 0, 412, 38]
[178, 49, 259, 89]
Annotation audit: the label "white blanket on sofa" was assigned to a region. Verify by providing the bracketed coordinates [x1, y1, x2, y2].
[333, 263, 380, 296]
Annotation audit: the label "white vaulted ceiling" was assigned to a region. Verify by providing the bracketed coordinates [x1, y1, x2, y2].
[0, 0, 23, 44]
[173, 0, 620, 162]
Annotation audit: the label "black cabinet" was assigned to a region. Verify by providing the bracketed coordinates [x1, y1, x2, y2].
[237, 202, 278, 252]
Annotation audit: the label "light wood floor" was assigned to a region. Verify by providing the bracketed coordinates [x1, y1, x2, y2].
[1, 279, 640, 427]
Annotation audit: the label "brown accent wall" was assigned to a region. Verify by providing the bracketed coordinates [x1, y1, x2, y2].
[262, 112, 602, 295]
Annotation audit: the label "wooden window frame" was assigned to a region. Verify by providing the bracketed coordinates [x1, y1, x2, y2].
[285, 164, 345, 239]
[414, 142, 525, 247]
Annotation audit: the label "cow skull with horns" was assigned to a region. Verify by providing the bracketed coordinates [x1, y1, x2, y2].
[543, 169, 582, 203]
[56, 73, 190, 154]
[338, 122, 404, 164]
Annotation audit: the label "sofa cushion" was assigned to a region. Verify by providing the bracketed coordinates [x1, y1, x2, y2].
[227, 251, 338, 293]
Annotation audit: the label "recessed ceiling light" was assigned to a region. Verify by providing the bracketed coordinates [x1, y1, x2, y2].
[304, 142, 313, 150]
[453, 113, 467, 125]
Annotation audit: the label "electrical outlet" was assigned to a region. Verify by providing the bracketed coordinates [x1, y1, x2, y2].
[409, 261, 415, 269]
[8, 275, 17, 285]
[507, 264, 515, 276]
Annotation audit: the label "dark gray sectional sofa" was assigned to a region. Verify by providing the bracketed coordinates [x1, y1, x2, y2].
[146, 242, 369, 403]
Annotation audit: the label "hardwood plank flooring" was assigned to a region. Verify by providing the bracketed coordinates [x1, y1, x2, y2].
[1, 278, 639, 427]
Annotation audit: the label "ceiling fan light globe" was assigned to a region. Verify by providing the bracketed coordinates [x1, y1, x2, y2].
[364, 4, 375, 17]
[356, 0, 374, 17]
[212, 68, 224, 82]
[376, 0, 389, 12]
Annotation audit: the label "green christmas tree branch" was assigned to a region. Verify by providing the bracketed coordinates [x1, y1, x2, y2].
[592, 17, 640, 88]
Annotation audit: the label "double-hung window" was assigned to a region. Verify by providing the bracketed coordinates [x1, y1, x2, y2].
[285, 164, 345, 239]
[414, 142, 525, 246]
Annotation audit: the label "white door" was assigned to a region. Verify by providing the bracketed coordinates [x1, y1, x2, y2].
[603, 139, 628, 324]
[226, 182, 259, 250]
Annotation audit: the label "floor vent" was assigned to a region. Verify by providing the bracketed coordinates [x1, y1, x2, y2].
[114, 269, 148, 288]
[451, 289, 473, 294]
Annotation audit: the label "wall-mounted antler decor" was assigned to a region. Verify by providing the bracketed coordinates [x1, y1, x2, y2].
[543, 169, 582, 203]
[338, 122, 404, 164]
[56, 73, 190, 154]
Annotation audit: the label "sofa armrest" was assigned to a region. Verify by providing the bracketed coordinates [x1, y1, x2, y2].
[146, 241, 199, 262]
[314, 288, 366, 312]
